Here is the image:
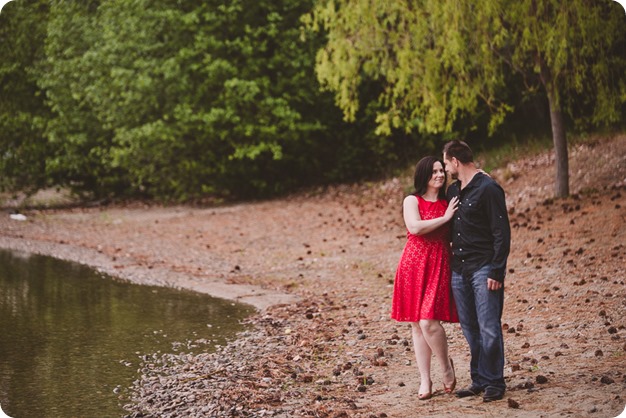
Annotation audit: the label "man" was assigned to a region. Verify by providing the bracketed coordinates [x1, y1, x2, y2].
[442, 140, 511, 402]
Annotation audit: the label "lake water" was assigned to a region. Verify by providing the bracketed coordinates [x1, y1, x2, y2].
[0, 248, 255, 418]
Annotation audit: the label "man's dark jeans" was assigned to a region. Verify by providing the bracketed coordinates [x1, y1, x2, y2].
[452, 264, 506, 392]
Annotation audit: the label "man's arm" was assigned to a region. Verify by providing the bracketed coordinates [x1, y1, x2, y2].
[484, 182, 511, 287]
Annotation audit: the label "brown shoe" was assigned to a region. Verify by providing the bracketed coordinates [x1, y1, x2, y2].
[456, 385, 483, 398]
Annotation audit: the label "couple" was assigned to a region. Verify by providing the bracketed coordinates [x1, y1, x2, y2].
[391, 140, 511, 402]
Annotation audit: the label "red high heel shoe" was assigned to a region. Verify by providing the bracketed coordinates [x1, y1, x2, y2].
[444, 357, 457, 394]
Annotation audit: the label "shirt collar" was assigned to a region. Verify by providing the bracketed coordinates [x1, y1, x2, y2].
[464, 171, 484, 190]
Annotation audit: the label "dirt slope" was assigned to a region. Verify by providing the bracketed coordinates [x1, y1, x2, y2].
[0, 134, 625, 417]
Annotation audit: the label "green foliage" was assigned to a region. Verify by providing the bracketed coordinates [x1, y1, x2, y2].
[0, 0, 410, 201]
[4, 0, 621, 202]
[305, 0, 512, 136]
[0, 0, 52, 194]
[307, 0, 625, 138]
[505, 0, 626, 128]
[35, 0, 121, 197]
[306, 0, 626, 197]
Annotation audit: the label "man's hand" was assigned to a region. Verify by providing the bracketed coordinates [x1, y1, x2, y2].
[487, 278, 502, 291]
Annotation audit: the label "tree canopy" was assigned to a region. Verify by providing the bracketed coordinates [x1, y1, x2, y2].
[0, 0, 624, 202]
[307, 0, 626, 197]
[1, 0, 420, 201]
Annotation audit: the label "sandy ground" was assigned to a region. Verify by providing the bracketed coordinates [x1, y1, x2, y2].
[1, 134, 625, 417]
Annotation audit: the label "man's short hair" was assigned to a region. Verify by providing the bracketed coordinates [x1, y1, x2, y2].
[443, 140, 474, 164]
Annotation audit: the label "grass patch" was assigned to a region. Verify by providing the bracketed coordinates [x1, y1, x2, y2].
[476, 135, 553, 173]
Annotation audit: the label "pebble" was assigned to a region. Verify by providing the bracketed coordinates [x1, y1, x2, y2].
[600, 376, 615, 384]
[508, 398, 520, 409]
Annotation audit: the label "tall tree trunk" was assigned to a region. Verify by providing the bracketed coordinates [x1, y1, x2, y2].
[539, 58, 569, 198]
[546, 90, 569, 197]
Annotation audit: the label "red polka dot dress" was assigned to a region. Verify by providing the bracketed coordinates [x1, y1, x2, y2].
[391, 195, 459, 323]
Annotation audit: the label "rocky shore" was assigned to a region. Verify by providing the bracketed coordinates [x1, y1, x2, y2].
[1, 134, 625, 417]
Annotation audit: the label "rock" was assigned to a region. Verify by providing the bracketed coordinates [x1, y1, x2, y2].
[536, 375, 548, 384]
[508, 398, 520, 409]
[600, 376, 614, 384]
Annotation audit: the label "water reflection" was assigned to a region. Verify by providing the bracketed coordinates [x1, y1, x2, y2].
[0, 249, 254, 418]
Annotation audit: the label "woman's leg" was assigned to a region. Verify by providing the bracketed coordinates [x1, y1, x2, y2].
[418, 319, 455, 388]
[411, 322, 432, 395]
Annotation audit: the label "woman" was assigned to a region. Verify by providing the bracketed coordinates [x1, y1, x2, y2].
[391, 156, 459, 400]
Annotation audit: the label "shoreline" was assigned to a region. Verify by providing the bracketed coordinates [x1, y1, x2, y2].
[0, 236, 299, 311]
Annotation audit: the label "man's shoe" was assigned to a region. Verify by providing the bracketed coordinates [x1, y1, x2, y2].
[455, 385, 483, 398]
[482, 387, 504, 402]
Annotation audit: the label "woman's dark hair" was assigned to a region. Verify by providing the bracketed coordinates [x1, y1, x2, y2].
[413, 156, 447, 200]
[443, 140, 474, 164]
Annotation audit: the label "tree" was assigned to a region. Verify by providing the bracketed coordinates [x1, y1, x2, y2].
[506, 0, 626, 196]
[0, 0, 52, 195]
[33, 0, 394, 200]
[30, 0, 307, 199]
[34, 0, 118, 197]
[0, 0, 466, 201]
[307, 0, 626, 197]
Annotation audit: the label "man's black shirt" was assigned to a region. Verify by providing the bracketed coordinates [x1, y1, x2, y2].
[446, 172, 511, 282]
